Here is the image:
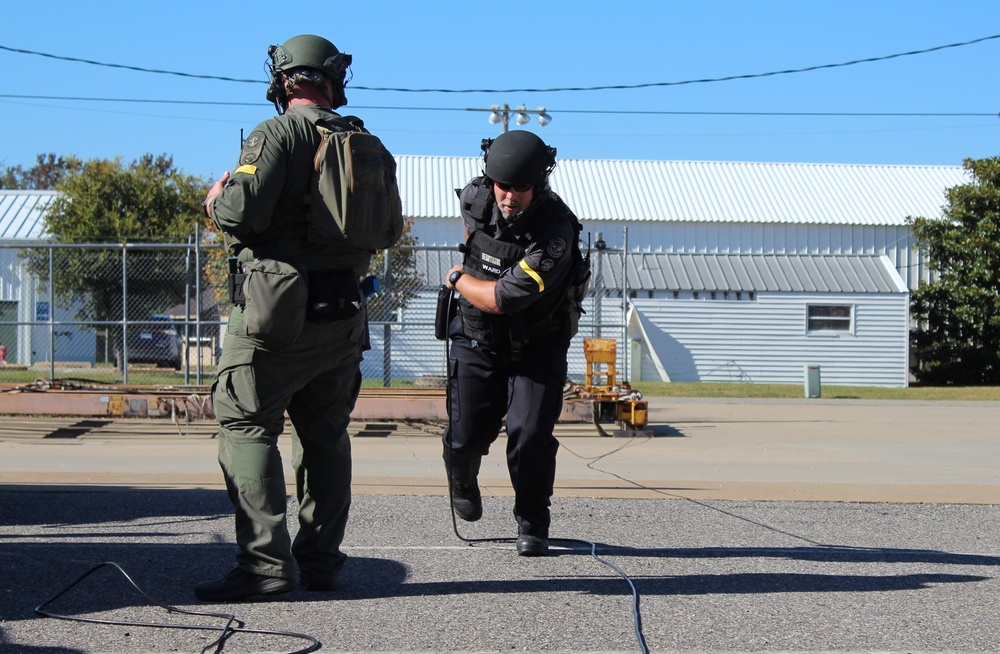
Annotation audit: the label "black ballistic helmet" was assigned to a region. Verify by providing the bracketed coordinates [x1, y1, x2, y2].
[266, 35, 352, 109]
[482, 130, 556, 188]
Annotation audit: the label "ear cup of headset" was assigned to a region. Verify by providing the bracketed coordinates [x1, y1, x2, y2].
[265, 77, 280, 103]
[265, 45, 284, 106]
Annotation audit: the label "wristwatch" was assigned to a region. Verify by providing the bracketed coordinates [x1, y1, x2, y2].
[448, 270, 464, 286]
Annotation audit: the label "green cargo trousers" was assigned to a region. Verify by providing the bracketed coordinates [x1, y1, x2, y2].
[213, 305, 366, 583]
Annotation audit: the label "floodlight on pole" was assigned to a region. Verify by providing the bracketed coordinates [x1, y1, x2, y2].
[488, 105, 503, 125]
[514, 105, 530, 126]
[467, 103, 553, 133]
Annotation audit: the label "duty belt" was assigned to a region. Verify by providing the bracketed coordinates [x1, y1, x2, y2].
[227, 260, 361, 321]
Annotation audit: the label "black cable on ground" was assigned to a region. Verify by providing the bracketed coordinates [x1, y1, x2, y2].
[560, 434, 837, 547]
[441, 289, 649, 653]
[553, 537, 649, 654]
[445, 448, 650, 653]
[34, 561, 320, 654]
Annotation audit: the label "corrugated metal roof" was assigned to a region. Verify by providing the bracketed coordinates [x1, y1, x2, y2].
[0, 190, 56, 239]
[413, 248, 905, 295]
[609, 252, 907, 293]
[8, 157, 968, 238]
[396, 155, 967, 226]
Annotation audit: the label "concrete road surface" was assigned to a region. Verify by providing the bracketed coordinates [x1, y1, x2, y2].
[0, 397, 998, 653]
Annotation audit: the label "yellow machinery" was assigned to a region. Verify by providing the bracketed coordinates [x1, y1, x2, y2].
[569, 338, 649, 436]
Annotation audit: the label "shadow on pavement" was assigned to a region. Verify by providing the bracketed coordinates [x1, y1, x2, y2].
[571, 542, 1000, 567]
[1, 487, 992, 630]
[0, 484, 232, 528]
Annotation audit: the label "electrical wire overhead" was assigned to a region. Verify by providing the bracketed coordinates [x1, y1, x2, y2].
[1, 94, 994, 118]
[2, 32, 999, 93]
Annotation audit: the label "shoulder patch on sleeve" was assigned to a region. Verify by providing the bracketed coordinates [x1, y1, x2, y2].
[234, 164, 258, 175]
[546, 237, 567, 259]
[239, 131, 266, 166]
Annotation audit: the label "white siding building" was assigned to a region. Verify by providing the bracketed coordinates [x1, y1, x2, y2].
[4, 156, 966, 386]
[0, 191, 84, 365]
[623, 253, 910, 387]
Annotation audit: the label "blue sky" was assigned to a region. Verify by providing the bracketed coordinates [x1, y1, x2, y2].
[2, 1, 999, 182]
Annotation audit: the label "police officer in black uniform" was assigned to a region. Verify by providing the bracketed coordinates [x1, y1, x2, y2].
[443, 130, 583, 557]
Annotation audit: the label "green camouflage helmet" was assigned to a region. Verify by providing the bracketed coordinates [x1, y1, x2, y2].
[266, 35, 352, 105]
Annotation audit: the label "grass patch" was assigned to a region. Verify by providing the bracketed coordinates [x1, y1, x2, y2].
[630, 381, 1000, 401]
[0, 365, 216, 387]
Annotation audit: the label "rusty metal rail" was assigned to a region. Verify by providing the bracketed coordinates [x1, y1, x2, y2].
[0, 380, 599, 427]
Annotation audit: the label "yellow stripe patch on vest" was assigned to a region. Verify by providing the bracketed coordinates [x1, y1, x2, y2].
[519, 260, 545, 291]
[234, 164, 258, 176]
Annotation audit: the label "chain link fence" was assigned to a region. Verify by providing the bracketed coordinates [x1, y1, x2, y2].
[0, 240, 632, 388]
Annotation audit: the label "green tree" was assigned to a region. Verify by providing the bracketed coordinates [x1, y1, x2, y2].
[23, 154, 209, 367]
[1, 153, 83, 189]
[44, 154, 205, 243]
[908, 156, 1000, 384]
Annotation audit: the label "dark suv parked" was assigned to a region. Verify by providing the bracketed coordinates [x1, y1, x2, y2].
[128, 315, 182, 369]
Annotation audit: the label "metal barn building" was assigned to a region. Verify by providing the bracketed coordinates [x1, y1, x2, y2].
[394, 155, 967, 387]
[396, 156, 968, 291]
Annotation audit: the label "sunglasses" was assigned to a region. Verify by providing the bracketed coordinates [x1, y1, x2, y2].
[494, 181, 533, 193]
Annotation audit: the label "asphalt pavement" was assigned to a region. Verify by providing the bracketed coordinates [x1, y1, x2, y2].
[0, 397, 998, 654]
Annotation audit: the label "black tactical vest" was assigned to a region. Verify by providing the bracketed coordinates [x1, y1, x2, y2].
[457, 179, 577, 350]
[458, 229, 526, 346]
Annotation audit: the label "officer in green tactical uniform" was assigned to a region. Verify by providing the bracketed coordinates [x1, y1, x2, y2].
[195, 35, 402, 601]
[443, 130, 585, 557]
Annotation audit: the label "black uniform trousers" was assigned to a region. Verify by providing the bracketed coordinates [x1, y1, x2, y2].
[443, 318, 569, 537]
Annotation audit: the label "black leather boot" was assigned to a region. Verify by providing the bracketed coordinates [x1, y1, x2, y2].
[515, 529, 550, 557]
[451, 481, 483, 522]
[445, 448, 483, 522]
[194, 567, 295, 602]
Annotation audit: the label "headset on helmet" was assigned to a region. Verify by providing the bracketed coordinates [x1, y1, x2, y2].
[481, 130, 557, 189]
[266, 34, 352, 113]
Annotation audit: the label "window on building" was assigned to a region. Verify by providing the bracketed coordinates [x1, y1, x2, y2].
[807, 304, 853, 333]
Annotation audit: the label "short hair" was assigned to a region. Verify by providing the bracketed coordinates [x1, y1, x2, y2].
[283, 68, 329, 96]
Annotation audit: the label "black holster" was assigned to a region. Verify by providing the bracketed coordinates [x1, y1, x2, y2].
[227, 257, 246, 306]
[434, 285, 456, 340]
